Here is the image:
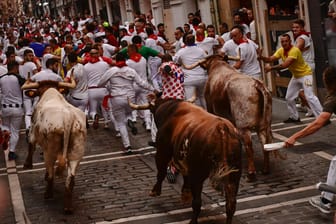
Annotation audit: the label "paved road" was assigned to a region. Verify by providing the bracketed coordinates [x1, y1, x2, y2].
[1, 98, 336, 224]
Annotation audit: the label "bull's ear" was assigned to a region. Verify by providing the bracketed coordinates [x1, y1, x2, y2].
[25, 90, 39, 98]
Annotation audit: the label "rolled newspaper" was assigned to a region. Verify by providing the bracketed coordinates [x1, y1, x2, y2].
[264, 142, 284, 151]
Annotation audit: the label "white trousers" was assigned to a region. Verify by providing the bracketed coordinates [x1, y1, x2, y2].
[23, 94, 37, 130]
[88, 88, 108, 119]
[184, 76, 207, 109]
[285, 75, 322, 119]
[1, 107, 24, 152]
[110, 96, 133, 148]
[322, 155, 336, 202]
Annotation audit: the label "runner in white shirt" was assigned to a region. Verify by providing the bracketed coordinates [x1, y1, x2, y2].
[95, 37, 118, 58]
[126, 44, 151, 131]
[0, 61, 24, 160]
[145, 27, 166, 90]
[19, 49, 38, 134]
[98, 53, 154, 154]
[83, 49, 110, 129]
[220, 39, 238, 66]
[231, 26, 261, 79]
[174, 34, 207, 108]
[195, 28, 218, 56]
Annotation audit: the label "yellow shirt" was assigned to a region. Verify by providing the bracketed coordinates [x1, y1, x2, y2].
[273, 46, 312, 78]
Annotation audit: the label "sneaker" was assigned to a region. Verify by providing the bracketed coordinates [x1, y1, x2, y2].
[309, 196, 331, 214]
[305, 108, 314, 117]
[93, 115, 99, 129]
[148, 141, 156, 147]
[283, 117, 301, 123]
[123, 146, 133, 155]
[115, 132, 121, 138]
[127, 119, 137, 135]
[8, 151, 18, 161]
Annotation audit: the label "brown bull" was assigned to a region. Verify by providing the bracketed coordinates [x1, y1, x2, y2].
[129, 95, 242, 224]
[186, 55, 273, 181]
[22, 78, 87, 214]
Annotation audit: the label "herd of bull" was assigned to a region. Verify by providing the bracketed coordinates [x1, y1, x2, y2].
[18, 55, 273, 224]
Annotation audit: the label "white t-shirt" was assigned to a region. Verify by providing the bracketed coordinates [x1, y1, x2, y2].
[236, 39, 261, 76]
[196, 37, 219, 55]
[221, 39, 238, 66]
[42, 53, 55, 70]
[294, 34, 315, 70]
[66, 63, 88, 99]
[84, 60, 110, 87]
[102, 43, 117, 58]
[174, 45, 207, 78]
[126, 56, 147, 80]
[31, 69, 63, 82]
[19, 61, 37, 79]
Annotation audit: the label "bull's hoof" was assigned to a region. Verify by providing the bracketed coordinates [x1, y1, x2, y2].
[246, 172, 257, 182]
[23, 163, 33, 169]
[63, 207, 74, 215]
[44, 191, 53, 199]
[149, 190, 161, 197]
[262, 169, 270, 175]
[181, 190, 192, 204]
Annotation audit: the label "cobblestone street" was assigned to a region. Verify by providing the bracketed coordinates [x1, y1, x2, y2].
[1, 99, 336, 224]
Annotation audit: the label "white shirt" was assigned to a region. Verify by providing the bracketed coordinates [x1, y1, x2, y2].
[31, 69, 63, 82]
[174, 45, 207, 78]
[294, 34, 315, 70]
[102, 43, 117, 58]
[249, 20, 257, 41]
[98, 66, 154, 97]
[329, 0, 336, 13]
[42, 53, 55, 70]
[84, 60, 110, 87]
[221, 32, 231, 42]
[0, 73, 23, 105]
[66, 63, 88, 99]
[236, 39, 260, 76]
[221, 39, 238, 66]
[0, 65, 7, 76]
[126, 57, 147, 80]
[196, 37, 219, 55]
[19, 61, 37, 79]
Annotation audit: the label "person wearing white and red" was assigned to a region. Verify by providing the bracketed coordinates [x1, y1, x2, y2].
[174, 34, 207, 109]
[19, 49, 38, 133]
[94, 37, 118, 58]
[83, 48, 110, 129]
[119, 28, 133, 46]
[65, 52, 88, 112]
[195, 27, 219, 56]
[98, 53, 154, 154]
[134, 18, 147, 42]
[231, 26, 261, 79]
[126, 44, 151, 130]
[145, 27, 166, 90]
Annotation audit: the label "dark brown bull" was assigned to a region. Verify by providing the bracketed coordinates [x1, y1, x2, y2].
[129, 94, 242, 224]
[185, 55, 273, 181]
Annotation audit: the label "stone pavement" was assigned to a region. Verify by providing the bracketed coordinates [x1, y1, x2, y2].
[1, 97, 336, 224]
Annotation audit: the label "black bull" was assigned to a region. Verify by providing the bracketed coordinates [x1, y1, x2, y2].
[129, 97, 242, 224]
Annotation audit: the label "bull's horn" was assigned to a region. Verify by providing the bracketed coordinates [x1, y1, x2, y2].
[186, 90, 197, 103]
[21, 81, 39, 90]
[59, 70, 76, 88]
[128, 97, 151, 110]
[227, 48, 241, 61]
[183, 58, 206, 70]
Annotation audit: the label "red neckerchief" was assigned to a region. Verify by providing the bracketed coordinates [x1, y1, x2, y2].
[196, 33, 205, 42]
[136, 28, 145, 34]
[135, 43, 142, 49]
[115, 61, 127, 68]
[237, 38, 248, 45]
[89, 56, 100, 64]
[284, 45, 293, 57]
[148, 34, 158, 40]
[128, 28, 134, 34]
[294, 31, 311, 40]
[129, 53, 142, 62]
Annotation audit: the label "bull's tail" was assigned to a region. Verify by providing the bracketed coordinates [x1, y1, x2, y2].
[255, 79, 273, 144]
[56, 121, 72, 177]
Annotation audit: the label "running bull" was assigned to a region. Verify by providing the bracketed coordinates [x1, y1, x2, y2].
[129, 93, 242, 224]
[184, 55, 273, 181]
[22, 76, 87, 214]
